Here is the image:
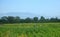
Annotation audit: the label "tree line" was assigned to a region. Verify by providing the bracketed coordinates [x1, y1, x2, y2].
[0, 16, 60, 24]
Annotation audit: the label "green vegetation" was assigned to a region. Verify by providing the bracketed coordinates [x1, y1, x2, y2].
[0, 16, 60, 24]
[0, 23, 60, 37]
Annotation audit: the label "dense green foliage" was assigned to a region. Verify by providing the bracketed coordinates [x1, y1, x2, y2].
[0, 23, 60, 37]
[0, 16, 60, 24]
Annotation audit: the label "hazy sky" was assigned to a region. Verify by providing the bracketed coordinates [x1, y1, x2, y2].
[0, 0, 60, 18]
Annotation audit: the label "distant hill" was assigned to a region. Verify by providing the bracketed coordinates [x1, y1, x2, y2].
[0, 12, 38, 18]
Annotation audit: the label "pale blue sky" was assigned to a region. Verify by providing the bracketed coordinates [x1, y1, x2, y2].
[0, 0, 60, 18]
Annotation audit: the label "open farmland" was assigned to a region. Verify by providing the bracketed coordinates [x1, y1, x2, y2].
[0, 23, 60, 37]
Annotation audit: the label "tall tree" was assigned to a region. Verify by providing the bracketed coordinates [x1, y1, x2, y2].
[20, 19, 25, 23]
[7, 16, 15, 23]
[50, 17, 58, 22]
[33, 17, 38, 23]
[1, 16, 8, 23]
[25, 17, 32, 23]
[39, 16, 45, 22]
[15, 16, 20, 23]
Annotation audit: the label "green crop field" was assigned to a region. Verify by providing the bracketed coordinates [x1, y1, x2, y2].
[0, 23, 60, 37]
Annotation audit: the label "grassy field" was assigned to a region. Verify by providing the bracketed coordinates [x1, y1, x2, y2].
[0, 23, 60, 37]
